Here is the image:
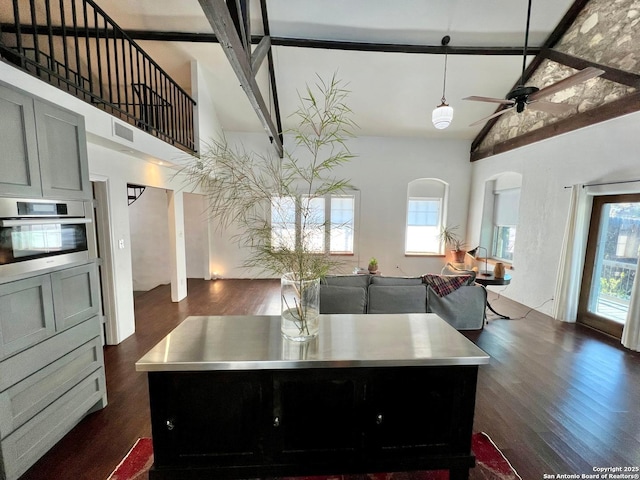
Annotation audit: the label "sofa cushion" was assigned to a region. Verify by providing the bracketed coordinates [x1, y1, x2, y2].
[370, 276, 423, 286]
[427, 285, 486, 330]
[322, 275, 371, 288]
[320, 285, 367, 314]
[367, 285, 427, 314]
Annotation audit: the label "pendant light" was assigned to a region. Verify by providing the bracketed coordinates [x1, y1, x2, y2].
[432, 35, 453, 129]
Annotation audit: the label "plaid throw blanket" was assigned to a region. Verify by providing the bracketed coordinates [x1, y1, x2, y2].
[422, 274, 472, 297]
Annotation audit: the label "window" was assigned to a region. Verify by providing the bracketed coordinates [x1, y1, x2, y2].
[406, 198, 442, 254]
[480, 173, 521, 263]
[492, 188, 520, 261]
[300, 196, 325, 253]
[271, 197, 297, 250]
[578, 194, 640, 338]
[330, 196, 355, 253]
[271, 193, 356, 254]
[405, 179, 448, 254]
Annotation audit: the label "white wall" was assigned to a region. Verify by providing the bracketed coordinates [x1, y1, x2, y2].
[191, 60, 224, 150]
[129, 187, 171, 291]
[209, 132, 473, 278]
[468, 111, 640, 316]
[184, 193, 209, 279]
[88, 144, 189, 340]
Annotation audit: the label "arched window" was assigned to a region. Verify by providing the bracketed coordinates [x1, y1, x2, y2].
[405, 178, 448, 255]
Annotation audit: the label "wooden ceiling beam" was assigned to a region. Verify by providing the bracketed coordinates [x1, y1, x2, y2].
[2, 24, 540, 56]
[2, 23, 544, 57]
[267, 38, 539, 56]
[251, 35, 271, 74]
[227, 0, 251, 55]
[544, 48, 640, 88]
[470, 90, 640, 161]
[196, 0, 283, 157]
[125, 30, 540, 55]
[259, 0, 283, 148]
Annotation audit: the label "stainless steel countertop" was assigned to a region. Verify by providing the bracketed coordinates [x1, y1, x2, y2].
[135, 314, 490, 372]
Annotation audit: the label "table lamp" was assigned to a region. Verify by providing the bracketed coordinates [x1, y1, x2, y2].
[467, 246, 491, 276]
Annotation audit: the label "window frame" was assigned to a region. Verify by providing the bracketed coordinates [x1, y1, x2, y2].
[270, 191, 358, 256]
[405, 196, 444, 255]
[491, 187, 520, 262]
[479, 175, 521, 265]
[404, 179, 448, 256]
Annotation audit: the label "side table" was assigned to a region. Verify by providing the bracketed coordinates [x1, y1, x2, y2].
[474, 274, 511, 319]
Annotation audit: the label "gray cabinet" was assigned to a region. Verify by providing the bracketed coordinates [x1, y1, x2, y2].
[0, 275, 55, 359]
[35, 101, 90, 200]
[0, 263, 99, 360]
[0, 264, 106, 480]
[51, 263, 99, 331]
[0, 84, 41, 198]
[0, 82, 90, 200]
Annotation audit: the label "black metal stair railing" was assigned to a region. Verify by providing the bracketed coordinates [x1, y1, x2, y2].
[127, 183, 146, 205]
[0, 0, 197, 154]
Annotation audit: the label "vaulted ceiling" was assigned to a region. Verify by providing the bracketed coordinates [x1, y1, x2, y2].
[6, 0, 640, 160]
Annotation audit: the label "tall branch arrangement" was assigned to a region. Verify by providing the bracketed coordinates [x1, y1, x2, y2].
[180, 74, 357, 280]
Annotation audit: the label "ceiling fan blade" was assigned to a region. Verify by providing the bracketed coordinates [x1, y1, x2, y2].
[469, 107, 512, 127]
[463, 96, 515, 105]
[527, 100, 575, 115]
[528, 67, 605, 101]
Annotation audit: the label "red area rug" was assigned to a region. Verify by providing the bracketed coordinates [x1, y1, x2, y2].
[107, 432, 521, 480]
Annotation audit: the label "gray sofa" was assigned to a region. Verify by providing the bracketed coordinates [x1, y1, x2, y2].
[319, 274, 487, 330]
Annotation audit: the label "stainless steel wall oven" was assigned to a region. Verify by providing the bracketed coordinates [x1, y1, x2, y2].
[0, 198, 91, 277]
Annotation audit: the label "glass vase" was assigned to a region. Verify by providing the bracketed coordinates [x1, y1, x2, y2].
[281, 273, 320, 342]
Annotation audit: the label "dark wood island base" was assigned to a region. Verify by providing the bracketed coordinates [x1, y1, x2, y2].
[136, 315, 489, 480]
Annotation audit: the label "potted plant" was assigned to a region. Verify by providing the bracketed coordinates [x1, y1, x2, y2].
[368, 257, 378, 273]
[439, 225, 467, 263]
[179, 74, 357, 341]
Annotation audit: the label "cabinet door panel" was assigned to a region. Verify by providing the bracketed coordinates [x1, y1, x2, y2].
[34, 101, 90, 200]
[0, 315, 101, 392]
[0, 276, 55, 359]
[367, 366, 477, 457]
[0, 335, 103, 438]
[0, 84, 41, 198]
[272, 370, 362, 462]
[149, 371, 264, 467]
[0, 369, 105, 480]
[51, 263, 99, 331]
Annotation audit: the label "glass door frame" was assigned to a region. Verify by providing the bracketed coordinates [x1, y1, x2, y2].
[578, 193, 640, 338]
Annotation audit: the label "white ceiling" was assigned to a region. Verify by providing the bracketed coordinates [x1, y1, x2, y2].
[99, 0, 577, 141]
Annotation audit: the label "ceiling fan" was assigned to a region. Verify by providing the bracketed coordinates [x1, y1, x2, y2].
[463, 0, 604, 127]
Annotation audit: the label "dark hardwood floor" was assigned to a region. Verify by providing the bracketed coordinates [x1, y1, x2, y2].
[20, 279, 640, 480]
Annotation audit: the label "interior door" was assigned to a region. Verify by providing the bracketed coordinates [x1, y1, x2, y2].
[578, 194, 640, 337]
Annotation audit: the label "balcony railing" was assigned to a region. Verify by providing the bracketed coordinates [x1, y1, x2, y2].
[0, 0, 196, 153]
[600, 258, 637, 301]
[594, 258, 637, 323]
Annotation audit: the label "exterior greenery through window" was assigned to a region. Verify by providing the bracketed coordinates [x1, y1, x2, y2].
[271, 194, 356, 254]
[405, 179, 447, 255]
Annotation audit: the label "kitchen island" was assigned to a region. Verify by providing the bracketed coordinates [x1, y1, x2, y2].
[136, 313, 489, 480]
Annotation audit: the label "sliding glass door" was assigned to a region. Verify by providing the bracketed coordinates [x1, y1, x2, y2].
[578, 194, 640, 337]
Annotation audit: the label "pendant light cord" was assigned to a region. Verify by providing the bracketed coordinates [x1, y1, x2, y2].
[441, 35, 451, 103]
[521, 0, 532, 86]
[442, 49, 448, 103]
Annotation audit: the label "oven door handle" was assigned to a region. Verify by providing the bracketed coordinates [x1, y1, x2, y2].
[0, 218, 92, 227]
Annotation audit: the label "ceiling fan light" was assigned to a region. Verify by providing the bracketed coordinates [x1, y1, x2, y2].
[432, 103, 454, 129]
